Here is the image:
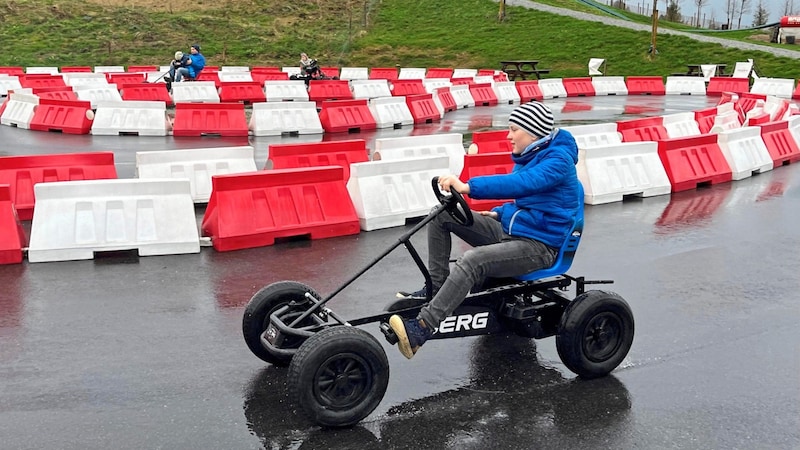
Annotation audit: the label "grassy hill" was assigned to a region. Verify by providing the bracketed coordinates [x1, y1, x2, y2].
[0, 0, 797, 78]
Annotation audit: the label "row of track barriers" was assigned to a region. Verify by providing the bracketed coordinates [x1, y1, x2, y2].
[1, 68, 800, 264]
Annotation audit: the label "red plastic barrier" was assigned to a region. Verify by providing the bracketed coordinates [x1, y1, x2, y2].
[657, 134, 732, 192]
[469, 130, 511, 154]
[617, 116, 669, 142]
[0, 66, 24, 76]
[706, 77, 750, 96]
[318, 99, 377, 133]
[758, 120, 800, 166]
[459, 153, 514, 210]
[450, 77, 474, 85]
[735, 92, 767, 115]
[625, 76, 665, 95]
[493, 73, 509, 82]
[426, 68, 454, 79]
[0, 152, 117, 220]
[106, 72, 146, 85]
[477, 69, 496, 76]
[32, 86, 79, 101]
[218, 81, 267, 104]
[369, 67, 398, 80]
[694, 106, 718, 134]
[308, 80, 353, 104]
[563, 77, 596, 97]
[435, 87, 458, 114]
[20, 74, 68, 89]
[29, 99, 93, 134]
[747, 113, 771, 126]
[201, 166, 361, 251]
[172, 103, 249, 137]
[119, 83, 173, 104]
[406, 94, 441, 124]
[61, 66, 92, 73]
[203, 66, 220, 73]
[252, 71, 289, 84]
[195, 71, 221, 87]
[127, 65, 158, 72]
[0, 184, 26, 264]
[468, 83, 498, 106]
[515, 80, 544, 102]
[321, 67, 340, 78]
[390, 79, 426, 96]
[267, 139, 369, 181]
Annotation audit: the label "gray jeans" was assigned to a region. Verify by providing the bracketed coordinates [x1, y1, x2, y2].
[418, 210, 557, 329]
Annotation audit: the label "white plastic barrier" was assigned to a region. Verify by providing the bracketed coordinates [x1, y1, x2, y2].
[750, 77, 794, 99]
[136, 146, 257, 202]
[422, 78, 452, 94]
[372, 133, 465, 175]
[717, 126, 773, 180]
[665, 76, 706, 95]
[220, 66, 250, 72]
[591, 76, 628, 96]
[282, 66, 301, 76]
[217, 71, 254, 83]
[94, 66, 125, 73]
[351, 79, 392, 100]
[398, 67, 426, 80]
[0, 92, 39, 128]
[577, 141, 672, 205]
[710, 103, 742, 133]
[63, 73, 109, 87]
[27, 179, 200, 263]
[91, 100, 168, 136]
[762, 96, 792, 121]
[368, 96, 414, 129]
[0, 76, 23, 96]
[538, 78, 567, 99]
[452, 68, 477, 78]
[473, 75, 495, 85]
[249, 101, 323, 136]
[494, 81, 521, 104]
[663, 112, 701, 138]
[340, 67, 370, 80]
[171, 81, 220, 103]
[788, 115, 800, 144]
[26, 67, 59, 74]
[147, 71, 169, 83]
[264, 80, 309, 102]
[450, 84, 475, 108]
[346, 156, 448, 231]
[75, 84, 123, 108]
[563, 123, 622, 149]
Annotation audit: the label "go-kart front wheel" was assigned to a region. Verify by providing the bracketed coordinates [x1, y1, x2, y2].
[556, 290, 634, 379]
[242, 281, 322, 367]
[289, 326, 389, 428]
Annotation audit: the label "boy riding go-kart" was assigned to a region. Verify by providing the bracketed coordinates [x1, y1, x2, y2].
[241, 102, 635, 428]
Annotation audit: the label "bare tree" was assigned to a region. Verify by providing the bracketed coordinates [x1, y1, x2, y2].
[695, 0, 708, 27]
[752, 0, 769, 26]
[783, 0, 796, 15]
[736, 0, 751, 28]
[724, 0, 735, 29]
[665, 0, 683, 22]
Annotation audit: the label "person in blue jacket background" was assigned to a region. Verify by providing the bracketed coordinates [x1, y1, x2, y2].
[390, 101, 582, 359]
[173, 44, 206, 82]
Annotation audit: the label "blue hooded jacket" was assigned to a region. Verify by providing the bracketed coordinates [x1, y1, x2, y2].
[466, 128, 581, 248]
[188, 53, 206, 78]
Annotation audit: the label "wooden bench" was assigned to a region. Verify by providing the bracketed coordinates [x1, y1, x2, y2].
[500, 60, 550, 80]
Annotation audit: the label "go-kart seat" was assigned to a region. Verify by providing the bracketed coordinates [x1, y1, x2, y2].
[515, 182, 585, 281]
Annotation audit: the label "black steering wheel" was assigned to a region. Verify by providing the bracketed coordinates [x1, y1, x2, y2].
[432, 177, 474, 227]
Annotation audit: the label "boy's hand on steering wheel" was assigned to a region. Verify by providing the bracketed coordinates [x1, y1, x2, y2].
[437, 174, 470, 195]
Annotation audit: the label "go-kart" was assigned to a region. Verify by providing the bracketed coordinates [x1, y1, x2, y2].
[242, 177, 635, 428]
[289, 58, 337, 86]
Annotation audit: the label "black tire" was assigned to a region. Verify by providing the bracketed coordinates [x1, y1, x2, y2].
[556, 290, 634, 379]
[242, 281, 322, 366]
[289, 326, 389, 428]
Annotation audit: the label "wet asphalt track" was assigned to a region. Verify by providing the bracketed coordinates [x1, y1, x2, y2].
[1, 95, 799, 449]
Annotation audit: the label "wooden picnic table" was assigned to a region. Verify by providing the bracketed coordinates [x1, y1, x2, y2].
[500, 60, 550, 80]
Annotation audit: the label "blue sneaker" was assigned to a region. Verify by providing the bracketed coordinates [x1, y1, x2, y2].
[389, 315, 433, 359]
[396, 284, 436, 299]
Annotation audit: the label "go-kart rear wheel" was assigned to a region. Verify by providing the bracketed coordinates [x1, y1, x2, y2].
[242, 281, 322, 366]
[556, 290, 634, 379]
[288, 326, 389, 428]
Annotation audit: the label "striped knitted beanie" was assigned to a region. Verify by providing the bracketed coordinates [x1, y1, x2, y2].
[508, 101, 555, 138]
